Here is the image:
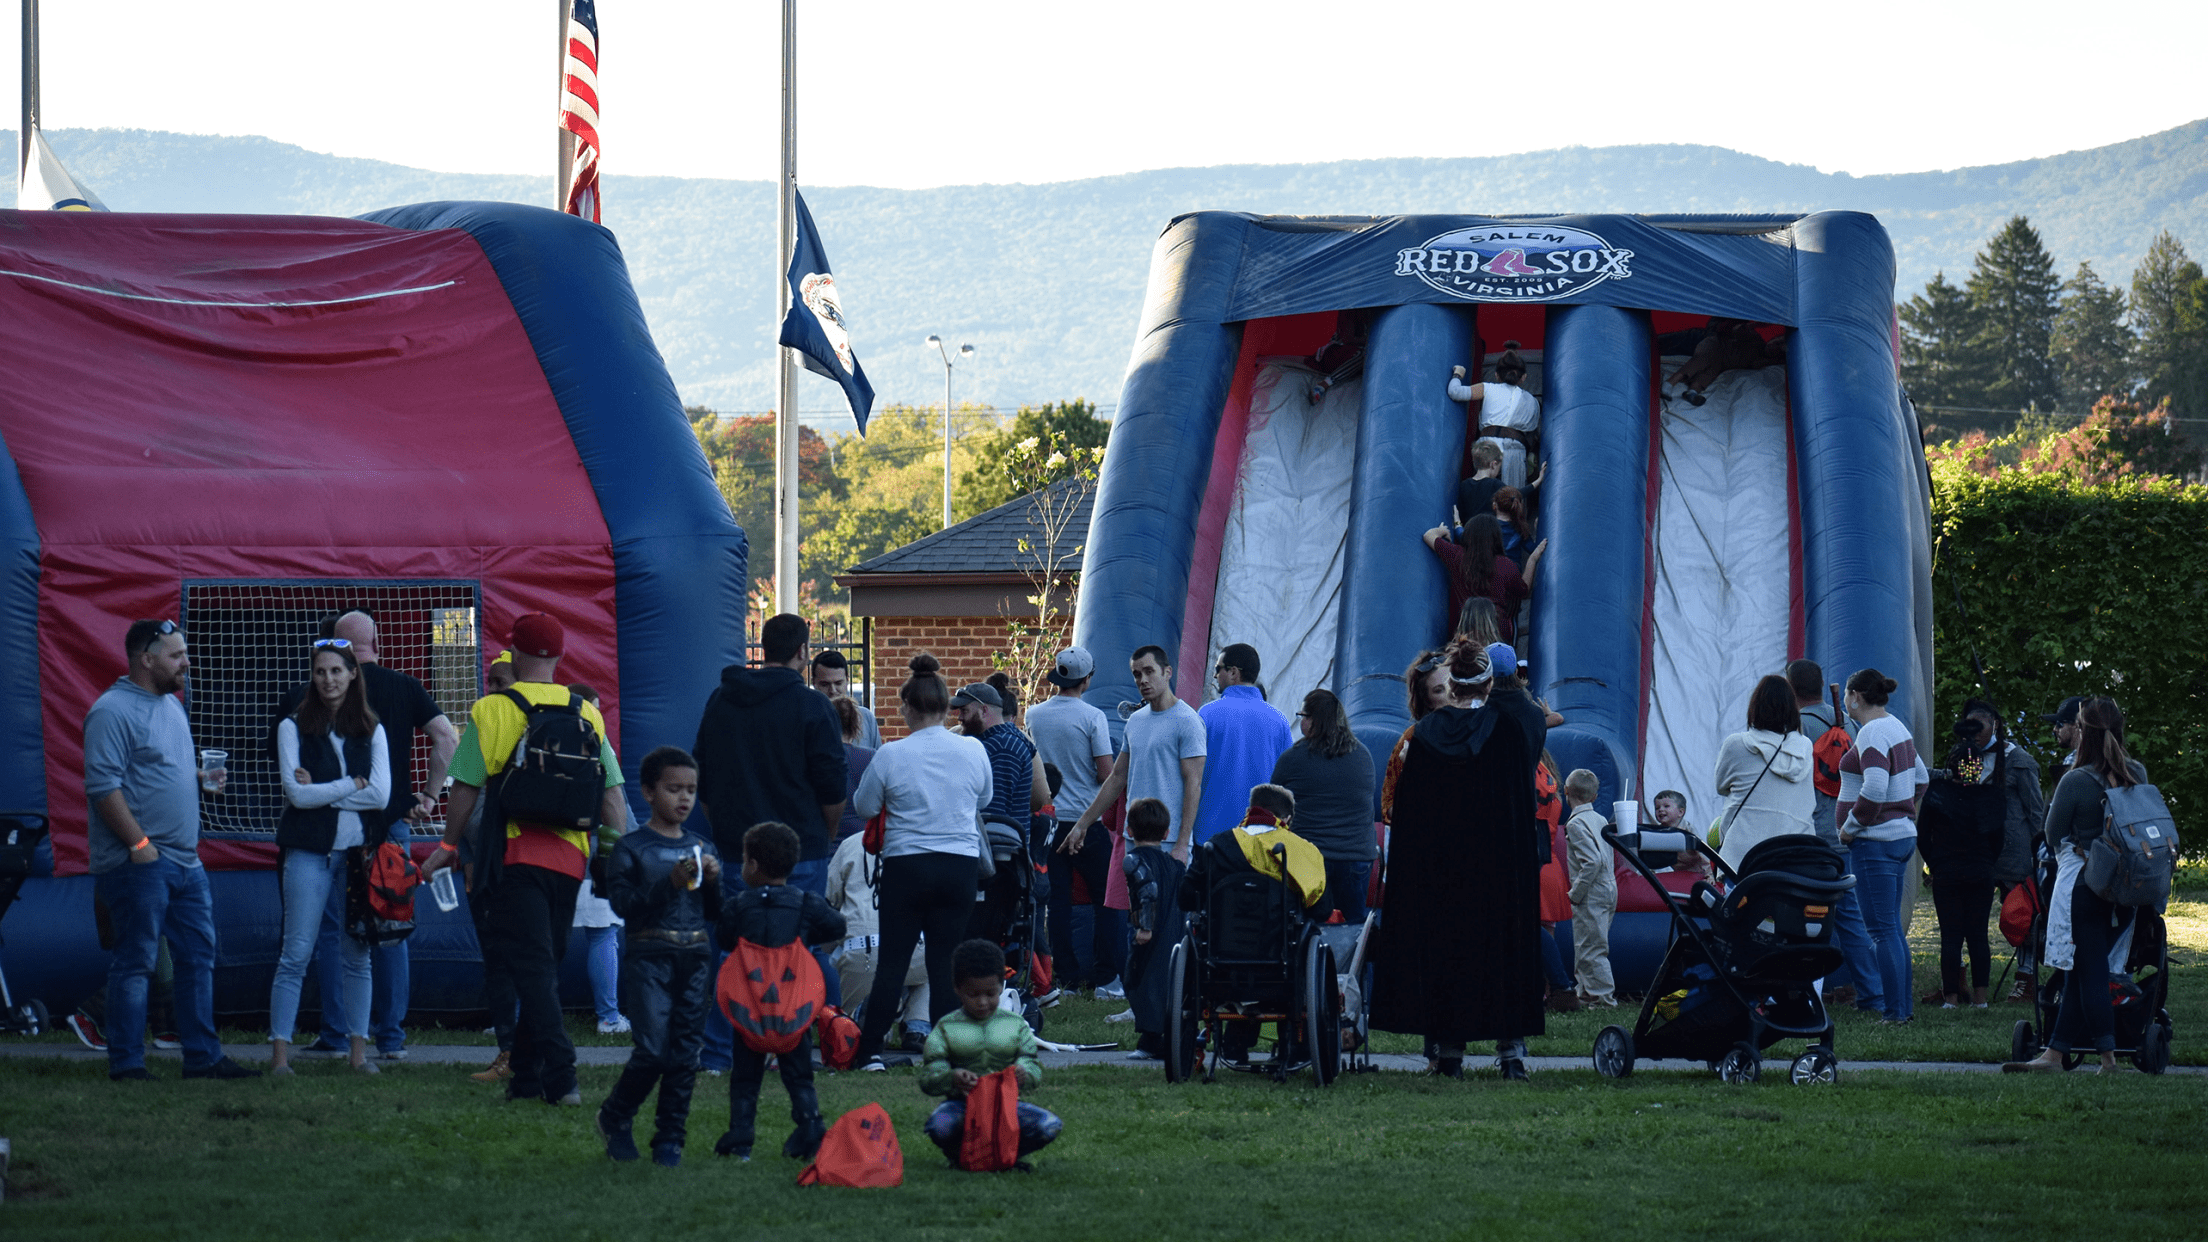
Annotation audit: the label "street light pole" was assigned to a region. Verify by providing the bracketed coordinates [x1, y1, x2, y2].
[925, 335, 974, 529]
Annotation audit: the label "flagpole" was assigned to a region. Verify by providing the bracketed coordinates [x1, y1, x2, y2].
[18, 0, 36, 191]
[772, 0, 799, 616]
[554, 0, 573, 209]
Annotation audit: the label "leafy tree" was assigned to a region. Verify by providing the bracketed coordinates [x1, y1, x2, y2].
[2049, 262, 2136, 406]
[1964, 216, 2060, 414]
[2130, 231, 2206, 412]
[1900, 271, 1982, 413]
[1924, 397, 2201, 484]
[687, 407, 843, 590]
[959, 400, 1112, 517]
[807, 404, 991, 593]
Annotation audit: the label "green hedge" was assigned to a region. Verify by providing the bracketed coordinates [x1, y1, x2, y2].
[1930, 464, 2208, 851]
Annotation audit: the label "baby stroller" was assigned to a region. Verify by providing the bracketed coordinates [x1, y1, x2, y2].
[969, 814, 1046, 1032]
[1164, 842, 1343, 1085]
[2006, 851, 2174, 1073]
[0, 814, 53, 1037]
[1592, 829, 1851, 1084]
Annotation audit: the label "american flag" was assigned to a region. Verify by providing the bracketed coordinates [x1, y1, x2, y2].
[560, 0, 601, 222]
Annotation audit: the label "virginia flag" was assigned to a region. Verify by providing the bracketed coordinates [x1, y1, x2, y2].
[778, 191, 876, 432]
[18, 129, 107, 211]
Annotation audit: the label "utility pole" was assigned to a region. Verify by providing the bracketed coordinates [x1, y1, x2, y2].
[554, 0, 573, 209]
[773, 0, 799, 615]
[19, 0, 37, 193]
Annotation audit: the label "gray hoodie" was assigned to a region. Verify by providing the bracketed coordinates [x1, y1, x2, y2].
[1713, 728, 1816, 868]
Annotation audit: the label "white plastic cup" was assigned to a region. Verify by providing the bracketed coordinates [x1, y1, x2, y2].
[430, 868, 460, 913]
[198, 749, 227, 794]
[1614, 800, 1640, 834]
[686, 843, 703, 890]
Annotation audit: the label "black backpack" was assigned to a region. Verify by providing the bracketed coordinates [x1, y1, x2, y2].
[492, 688, 606, 833]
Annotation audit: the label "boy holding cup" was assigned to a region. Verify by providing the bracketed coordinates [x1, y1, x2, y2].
[596, 747, 721, 1167]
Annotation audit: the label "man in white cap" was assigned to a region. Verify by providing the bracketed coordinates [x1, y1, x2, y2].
[1024, 648, 1119, 991]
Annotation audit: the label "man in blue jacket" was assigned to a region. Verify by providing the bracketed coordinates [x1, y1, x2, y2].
[691, 611, 848, 1071]
[1189, 643, 1293, 847]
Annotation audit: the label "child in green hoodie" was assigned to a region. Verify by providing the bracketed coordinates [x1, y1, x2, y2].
[919, 939, 1062, 1167]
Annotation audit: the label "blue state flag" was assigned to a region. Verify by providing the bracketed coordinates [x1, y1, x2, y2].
[18, 128, 107, 211]
[778, 190, 876, 432]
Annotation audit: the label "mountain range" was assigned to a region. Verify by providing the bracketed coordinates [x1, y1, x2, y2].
[13, 120, 2208, 423]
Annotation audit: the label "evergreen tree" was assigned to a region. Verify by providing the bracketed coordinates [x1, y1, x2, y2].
[1964, 216, 2060, 413]
[2050, 262, 2137, 405]
[2132, 231, 2208, 413]
[1900, 271, 1982, 412]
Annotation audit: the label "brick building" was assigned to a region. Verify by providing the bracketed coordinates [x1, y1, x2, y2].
[837, 479, 1093, 741]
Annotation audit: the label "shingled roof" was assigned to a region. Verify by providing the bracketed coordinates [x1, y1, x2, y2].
[842, 477, 1093, 578]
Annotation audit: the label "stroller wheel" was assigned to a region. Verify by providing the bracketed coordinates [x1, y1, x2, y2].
[1788, 1048, 1839, 1085]
[2136, 1020, 2172, 1076]
[1592, 1025, 1635, 1079]
[2009, 1019, 2037, 1065]
[1717, 1042, 1761, 1084]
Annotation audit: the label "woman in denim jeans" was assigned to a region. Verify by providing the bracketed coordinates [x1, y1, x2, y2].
[269, 640, 389, 1074]
[1834, 669, 1929, 1025]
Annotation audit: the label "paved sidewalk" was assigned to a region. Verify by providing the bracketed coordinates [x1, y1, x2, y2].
[5, 1041, 2199, 1077]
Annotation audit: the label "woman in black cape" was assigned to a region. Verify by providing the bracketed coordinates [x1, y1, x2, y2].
[1370, 640, 1546, 1079]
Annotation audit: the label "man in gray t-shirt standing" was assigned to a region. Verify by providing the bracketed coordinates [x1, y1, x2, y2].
[1028, 647, 1119, 989]
[1063, 645, 1207, 862]
[83, 619, 258, 1081]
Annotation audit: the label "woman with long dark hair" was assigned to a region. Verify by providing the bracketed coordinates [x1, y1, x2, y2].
[1423, 514, 1529, 645]
[2004, 698, 2146, 1074]
[1269, 689, 1378, 921]
[849, 654, 993, 1070]
[1711, 674, 1816, 868]
[269, 639, 390, 1075]
[1370, 641, 1545, 1079]
[1835, 668, 1929, 1025]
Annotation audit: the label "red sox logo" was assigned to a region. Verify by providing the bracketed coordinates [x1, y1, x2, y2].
[1394, 225, 1635, 302]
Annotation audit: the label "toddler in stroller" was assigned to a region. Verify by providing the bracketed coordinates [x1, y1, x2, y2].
[1593, 830, 1853, 1084]
[969, 814, 1046, 1032]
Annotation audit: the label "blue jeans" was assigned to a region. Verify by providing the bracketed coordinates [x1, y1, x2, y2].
[584, 924, 624, 1024]
[925, 1098, 1062, 1164]
[315, 822, 410, 1052]
[1849, 836, 1918, 1021]
[274, 849, 371, 1042]
[1324, 859, 1373, 925]
[700, 856, 838, 1073]
[1538, 921, 1575, 991]
[95, 856, 223, 1073]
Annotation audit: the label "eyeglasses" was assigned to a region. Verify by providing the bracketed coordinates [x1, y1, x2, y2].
[135, 619, 178, 652]
[311, 638, 353, 650]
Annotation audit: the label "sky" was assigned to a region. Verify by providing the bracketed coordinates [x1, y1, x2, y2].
[5, 0, 2206, 188]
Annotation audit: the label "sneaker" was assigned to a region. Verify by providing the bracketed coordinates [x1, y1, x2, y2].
[713, 1132, 753, 1160]
[66, 1011, 106, 1051]
[376, 1048, 409, 1062]
[1499, 1058, 1531, 1081]
[1103, 1008, 1136, 1024]
[109, 1066, 154, 1081]
[152, 1033, 182, 1051]
[597, 1016, 632, 1036]
[1094, 977, 1126, 1000]
[470, 1051, 513, 1083]
[599, 1109, 639, 1162]
[651, 1143, 682, 1168]
[860, 1056, 888, 1073]
[554, 1091, 583, 1106]
[1125, 1049, 1160, 1061]
[183, 1056, 263, 1080]
[1940, 1001, 1959, 1010]
[1034, 987, 1063, 1009]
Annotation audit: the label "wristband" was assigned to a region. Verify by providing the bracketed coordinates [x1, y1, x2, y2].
[131, 837, 150, 851]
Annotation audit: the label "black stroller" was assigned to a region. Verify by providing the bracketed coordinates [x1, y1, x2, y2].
[0, 814, 53, 1037]
[1592, 829, 1853, 1084]
[969, 814, 1046, 1032]
[2006, 852, 2174, 1073]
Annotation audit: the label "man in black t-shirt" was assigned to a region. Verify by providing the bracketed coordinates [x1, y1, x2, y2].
[267, 610, 457, 1058]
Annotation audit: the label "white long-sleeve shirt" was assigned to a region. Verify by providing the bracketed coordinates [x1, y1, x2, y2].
[276, 719, 391, 850]
[850, 723, 991, 859]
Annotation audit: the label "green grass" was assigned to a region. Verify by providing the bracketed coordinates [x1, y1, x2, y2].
[3, 1056, 2203, 1240]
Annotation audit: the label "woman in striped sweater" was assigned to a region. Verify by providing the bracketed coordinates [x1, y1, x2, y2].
[1835, 669, 1930, 1024]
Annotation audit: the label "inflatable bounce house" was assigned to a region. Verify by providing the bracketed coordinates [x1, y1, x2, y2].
[0, 203, 747, 1017]
[1074, 212, 1932, 987]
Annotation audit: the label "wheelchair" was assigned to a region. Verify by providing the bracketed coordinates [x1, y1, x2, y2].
[1163, 841, 1342, 1086]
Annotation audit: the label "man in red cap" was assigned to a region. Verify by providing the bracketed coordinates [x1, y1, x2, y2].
[423, 612, 628, 1106]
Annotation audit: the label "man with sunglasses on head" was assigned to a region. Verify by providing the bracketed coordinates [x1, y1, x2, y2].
[267, 611, 459, 1061]
[85, 619, 259, 1080]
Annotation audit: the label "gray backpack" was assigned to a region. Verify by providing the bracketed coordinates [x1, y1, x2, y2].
[2081, 779, 2179, 908]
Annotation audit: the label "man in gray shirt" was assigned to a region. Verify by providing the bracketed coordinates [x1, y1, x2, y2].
[1063, 645, 1206, 862]
[1027, 647, 1118, 989]
[84, 619, 258, 1080]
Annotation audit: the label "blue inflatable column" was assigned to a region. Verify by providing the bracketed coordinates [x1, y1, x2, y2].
[1073, 214, 1252, 722]
[0, 424, 41, 820]
[1335, 302, 1473, 801]
[1789, 212, 1932, 743]
[1529, 304, 1654, 807]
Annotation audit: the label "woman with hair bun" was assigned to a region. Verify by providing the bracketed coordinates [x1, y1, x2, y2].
[1835, 668, 1929, 1025]
[848, 654, 994, 1070]
[1370, 640, 1545, 1079]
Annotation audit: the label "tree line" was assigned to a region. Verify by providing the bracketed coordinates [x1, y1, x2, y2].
[1901, 218, 2208, 450]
